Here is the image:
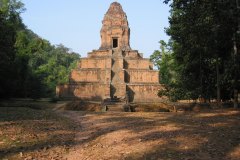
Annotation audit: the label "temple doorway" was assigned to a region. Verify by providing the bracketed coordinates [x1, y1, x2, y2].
[112, 38, 118, 48]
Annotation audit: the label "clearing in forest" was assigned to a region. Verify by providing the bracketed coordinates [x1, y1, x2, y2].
[0, 102, 240, 160]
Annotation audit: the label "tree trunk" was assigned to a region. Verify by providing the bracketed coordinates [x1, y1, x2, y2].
[233, 34, 238, 108]
[216, 58, 221, 108]
[200, 52, 203, 99]
[234, 89, 238, 108]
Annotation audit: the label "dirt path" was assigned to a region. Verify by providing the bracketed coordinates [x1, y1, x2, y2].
[57, 109, 240, 160]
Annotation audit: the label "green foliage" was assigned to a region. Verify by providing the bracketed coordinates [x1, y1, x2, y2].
[0, 0, 24, 98]
[151, 40, 188, 101]
[14, 31, 80, 97]
[0, 0, 80, 98]
[161, 0, 240, 102]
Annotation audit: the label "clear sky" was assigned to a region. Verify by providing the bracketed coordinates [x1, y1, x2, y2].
[21, 0, 170, 58]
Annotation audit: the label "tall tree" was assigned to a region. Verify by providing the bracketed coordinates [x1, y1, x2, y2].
[162, 0, 240, 105]
[151, 40, 186, 101]
[0, 0, 25, 98]
[15, 30, 80, 98]
[0, 0, 80, 98]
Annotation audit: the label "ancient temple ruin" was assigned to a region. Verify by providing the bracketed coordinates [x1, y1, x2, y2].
[56, 2, 162, 102]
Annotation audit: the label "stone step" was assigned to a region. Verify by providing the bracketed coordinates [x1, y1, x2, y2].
[112, 77, 121, 83]
[106, 103, 132, 112]
[107, 106, 124, 112]
[102, 100, 125, 112]
[112, 65, 120, 71]
[104, 101, 125, 105]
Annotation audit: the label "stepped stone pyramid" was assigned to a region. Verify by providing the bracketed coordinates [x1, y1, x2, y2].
[56, 2, 163, 102]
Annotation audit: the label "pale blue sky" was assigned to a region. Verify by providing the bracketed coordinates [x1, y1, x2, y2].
[21, 0, 170, 58]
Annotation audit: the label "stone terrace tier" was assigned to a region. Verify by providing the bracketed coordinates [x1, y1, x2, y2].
[57, 49, 162, 102]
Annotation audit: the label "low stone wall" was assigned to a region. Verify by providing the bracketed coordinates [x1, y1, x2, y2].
[127, 84, 163, 102]
[57, 83, 110, 101]
[79, 58, 112, 69]
[124, 59, 152, 69]
[125, 70, 159, 83]
[70, 69, 111, 83]
[88, 50, 112, 58]
[124, 50, 142, 58]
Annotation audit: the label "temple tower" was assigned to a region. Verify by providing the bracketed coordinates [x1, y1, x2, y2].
[100, 2, 131, 50]
[57, 2, 163, 102]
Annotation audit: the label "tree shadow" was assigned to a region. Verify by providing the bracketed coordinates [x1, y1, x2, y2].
[1, 105, 240, 160]
[61, 109, 240, 160]
[124, 110, 240, 160]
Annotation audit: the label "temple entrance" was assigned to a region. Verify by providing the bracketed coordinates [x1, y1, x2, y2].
[112, 38, 118, 48]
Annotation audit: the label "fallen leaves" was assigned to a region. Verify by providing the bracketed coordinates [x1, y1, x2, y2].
[0, 107, 77, 160]
[63, 109, 240, 160]
[1, 105, 240, 160]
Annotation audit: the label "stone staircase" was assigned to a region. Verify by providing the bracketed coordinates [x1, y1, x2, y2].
[92, 49, 133, 112]
[112, 59, 121, 83]
[101, 49, 129, 112]
[110, 49, 125, 99]
[102, 97, 126, 112]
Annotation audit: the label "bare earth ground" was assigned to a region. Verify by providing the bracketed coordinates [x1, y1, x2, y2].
[0, 102, 78, 160]
[0, 102, 240, 160]
[59, 109, 240, 160]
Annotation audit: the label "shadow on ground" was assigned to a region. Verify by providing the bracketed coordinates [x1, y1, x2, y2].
[60, 109, 240, 160]
[1, 101, 240, 160]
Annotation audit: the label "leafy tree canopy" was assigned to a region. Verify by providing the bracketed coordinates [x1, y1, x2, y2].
[0, 0, 80, 99]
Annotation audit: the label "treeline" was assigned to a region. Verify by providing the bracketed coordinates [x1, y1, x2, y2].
[151, 0, 239, 107]
[0, 0, 80, 99]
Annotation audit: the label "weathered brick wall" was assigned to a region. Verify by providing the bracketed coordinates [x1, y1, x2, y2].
[101, 28, 128, 50]
[88, 50, 112, 58]
[70, 69, 111, 83]
[114, 58, 124, 69]
[57, 83, 111, 100]
[127, 84, 163, 102]
[124, 59, 152, 69]
[79, 58, 112, 69]
[99, 2, 130, 50]
[124, 50, 141, 58]
[111, 84, 126, 98]
[125, 70, 159, 83]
